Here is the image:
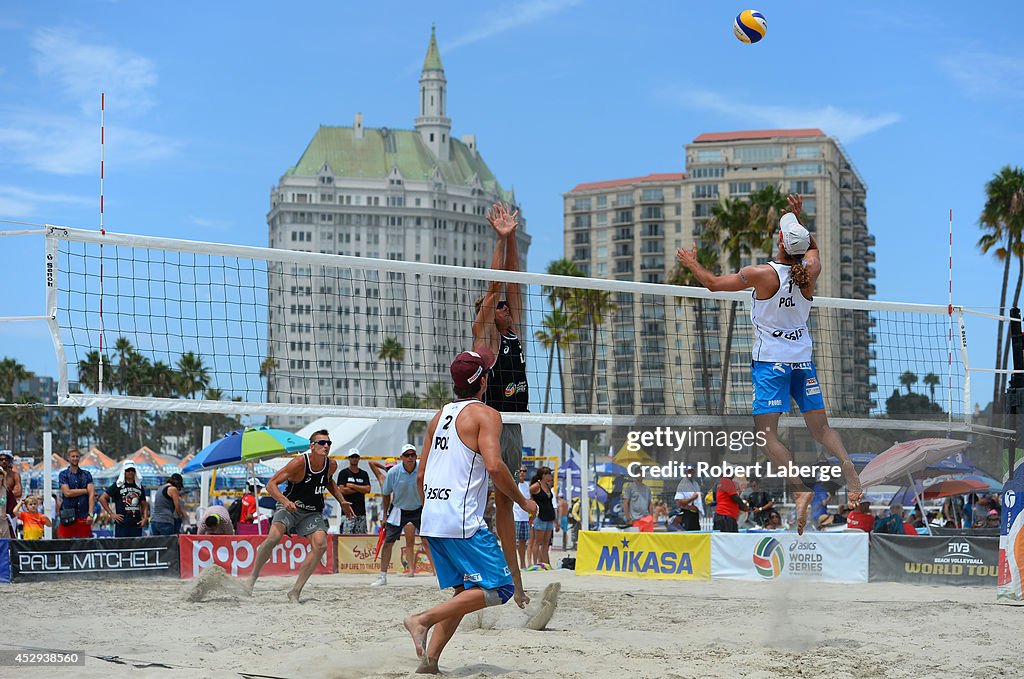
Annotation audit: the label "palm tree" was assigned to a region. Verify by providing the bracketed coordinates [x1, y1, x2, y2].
[669, 248, 721, 414]
[978, 166, 1024, 409]
[176, 351, 210, 399]
[922, 372, 941, 403]
[542, 259, 585, 416]
[569, 288, 615, 412]
[535, 308, 579, 455]
[398, 391, 426, 442]
[259, 355, 279, 404]
[422, 382, 451, 411]
[0, 357, 30, 450]
[900, 370, 918, 395]
[377, 337, 405, 407]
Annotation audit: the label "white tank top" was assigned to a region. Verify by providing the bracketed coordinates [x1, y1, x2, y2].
[750, 261, 814, 363]
[420, 399, 490, 539]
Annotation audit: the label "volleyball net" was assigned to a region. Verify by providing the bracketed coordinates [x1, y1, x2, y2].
[42, 225, 975, 433]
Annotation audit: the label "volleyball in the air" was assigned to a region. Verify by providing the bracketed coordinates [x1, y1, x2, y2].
[734, 9, 767, 44]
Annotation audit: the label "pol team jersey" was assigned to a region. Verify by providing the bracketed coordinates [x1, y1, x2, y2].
[420, 399, 490, 539]
[751, 261, 813, 363]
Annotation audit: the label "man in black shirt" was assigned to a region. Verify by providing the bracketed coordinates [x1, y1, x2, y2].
[337, 448, 371, 534]
[745, 478, 774, 527]
[244, 430, 354, 602]
[99, 462, 149, 538]
[472, 201, 529, 608]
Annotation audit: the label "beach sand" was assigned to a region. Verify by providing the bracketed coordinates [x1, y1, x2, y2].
[1, 569, 1018, 679]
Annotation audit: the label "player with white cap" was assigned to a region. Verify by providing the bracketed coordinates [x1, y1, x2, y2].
[676, 194, 863, 534]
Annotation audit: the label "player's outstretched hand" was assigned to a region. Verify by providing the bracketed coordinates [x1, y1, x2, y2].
[486, 202, 518, 238]
[676, 244, 698, 269]
[787, 193, 803, 217]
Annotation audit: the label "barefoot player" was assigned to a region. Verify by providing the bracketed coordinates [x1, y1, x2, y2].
[244, 430, 354, 602]
[405, 348, 538, 674]
[676, 194, 864, 534]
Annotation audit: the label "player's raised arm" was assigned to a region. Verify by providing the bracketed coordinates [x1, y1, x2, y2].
[676, 244, 771, 293]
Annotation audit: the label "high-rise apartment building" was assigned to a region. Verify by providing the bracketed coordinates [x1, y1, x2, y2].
[563, 129, 875, 417]
[267, 29, 528, 427]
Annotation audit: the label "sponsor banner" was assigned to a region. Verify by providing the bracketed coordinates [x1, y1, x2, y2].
[178, 534, 335, 579]
[575, 530, 710, 580]
[336, 534, 434, 574]
[871, 534, 998, 586]
[998, 474, 1024, 601]
[711, 532, 868, 583]
[10, 537, 179, 581]
[0, 539, 10, 584]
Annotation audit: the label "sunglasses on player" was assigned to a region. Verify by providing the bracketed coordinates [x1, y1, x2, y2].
[313, 440, 333, 447]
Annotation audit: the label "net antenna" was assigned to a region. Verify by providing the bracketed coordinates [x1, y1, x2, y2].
[98, 92, 106, 396]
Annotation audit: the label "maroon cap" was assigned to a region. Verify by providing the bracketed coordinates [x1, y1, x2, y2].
[450, 348, 496, 391]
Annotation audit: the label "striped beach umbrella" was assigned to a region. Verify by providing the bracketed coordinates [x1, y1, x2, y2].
[183, 426, 309, 473]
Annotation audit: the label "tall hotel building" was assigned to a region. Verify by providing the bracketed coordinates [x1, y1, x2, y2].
[563, 129, 875, 417]
[266, 29, 528, 426]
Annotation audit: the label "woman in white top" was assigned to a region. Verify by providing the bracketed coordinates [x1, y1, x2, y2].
[676, 194, 863, 534]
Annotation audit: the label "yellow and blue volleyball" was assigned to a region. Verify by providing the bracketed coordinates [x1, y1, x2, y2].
[733, 9, 767, 44]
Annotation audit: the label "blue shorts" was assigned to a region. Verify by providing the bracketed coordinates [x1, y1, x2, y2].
[425, 527, 513, 593]
[532, 519, 555, 532]
[751, 360, 825, 415]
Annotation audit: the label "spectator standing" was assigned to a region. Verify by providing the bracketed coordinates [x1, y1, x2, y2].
[0, 465, 7, 538]
[99, 462, 149, 538]
[337, 448, 372, 534]
[529, 467, 556, 566]
[673, 466, 704, 531]
[371, 445, 429, 587]
[150, 473, 187, 536]
[714, 471, 749, 533]
[1, 452, 22, 537]
[558, 494, 570, 550]
[17, 495, 51, 539]
[57, 448, 95, 539]
[746, 478, 774, 526]
[845, 499, 875, 532]
[197, 505, 235, 535]
[512, 467, 532, 568]
[623, 475, 654, 532]
[810, 483, 831, 529]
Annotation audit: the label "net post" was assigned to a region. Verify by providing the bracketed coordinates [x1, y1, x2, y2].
[45, 229, 69, 400]
[580, 439, 590, 532]
[957, 308, 971, 424]
[200, 426, 212, 510]
[1007, 308, 1024, 477]
[43, 431, 54, 539]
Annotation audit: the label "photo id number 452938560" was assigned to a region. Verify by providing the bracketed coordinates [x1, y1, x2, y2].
[0, 651, 85, 666]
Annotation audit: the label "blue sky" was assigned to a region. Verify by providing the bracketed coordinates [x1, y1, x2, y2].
[1, 1, 1020, 412]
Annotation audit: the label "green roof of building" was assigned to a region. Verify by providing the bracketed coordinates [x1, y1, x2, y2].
[286, 126, 509, 198]
[423, 25, 444, 72]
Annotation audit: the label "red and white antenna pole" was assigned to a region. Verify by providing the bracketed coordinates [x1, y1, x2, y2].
[947, 208, 953, 436]
[98, 92, 106, 395]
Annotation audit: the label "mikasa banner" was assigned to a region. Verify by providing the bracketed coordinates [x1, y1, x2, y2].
[575, 531, 711, 580]
[711, 532, 868, 583]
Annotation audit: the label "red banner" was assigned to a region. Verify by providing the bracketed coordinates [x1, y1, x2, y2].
[178, 534, 335, 579]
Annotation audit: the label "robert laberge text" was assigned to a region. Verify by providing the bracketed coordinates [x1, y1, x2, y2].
[627, 460, 843, 483]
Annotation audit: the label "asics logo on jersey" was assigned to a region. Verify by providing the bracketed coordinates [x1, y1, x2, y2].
[771, 328, 805, 341]
[424, 485, 452, 501]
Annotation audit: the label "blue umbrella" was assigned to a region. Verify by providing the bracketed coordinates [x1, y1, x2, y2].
[183, 426, 309, 473]
[595, 462, 629, 476]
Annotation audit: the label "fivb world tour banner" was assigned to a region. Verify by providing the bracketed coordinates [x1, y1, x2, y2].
[870, 534, 998, 586]
[711, 532, 868, 583]
[0, 539, 10, 584]
[575, 530, 710, 580]
[998, 473, 1024, 601]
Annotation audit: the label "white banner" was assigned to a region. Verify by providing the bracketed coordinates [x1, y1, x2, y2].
[711, 532, 868, 583]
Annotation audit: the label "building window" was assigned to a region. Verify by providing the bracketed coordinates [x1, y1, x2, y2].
[729, 181, 752, 195]
[789, 180, 815, 195]
[697, 149, 723, 162]
[734, 146, 782, 162]
[785, 163, 824, 176]
[690, 167, 725, 178]
[573, 197, 592, 210]
[795, 145, 822, 159]
[596, 195, 607, 208]
[641, 188, 663, 202]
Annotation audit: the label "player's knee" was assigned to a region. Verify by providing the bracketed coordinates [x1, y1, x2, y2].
[482, 584, 515, 607]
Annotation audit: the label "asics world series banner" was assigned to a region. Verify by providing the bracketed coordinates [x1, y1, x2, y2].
[575, 531, 710, 580]
[998, 472, 1024, 602]
[711, 532, 868, 583]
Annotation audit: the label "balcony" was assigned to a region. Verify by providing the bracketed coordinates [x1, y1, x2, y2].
[865, 250, 876, 263]
[865, 266, 876, 278]
[865, 235, 876, 246]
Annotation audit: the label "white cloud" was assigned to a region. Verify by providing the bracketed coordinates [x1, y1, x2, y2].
[446, 0, 584, 52]
[0, 184, 91, 218]
[31, 27, 157, 114]
[657, 86, 901, 143]
[940, 51, 1024, 99]
[0, 28, 177, 176]
[189, 216, 233, 230]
